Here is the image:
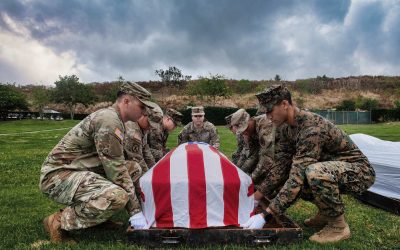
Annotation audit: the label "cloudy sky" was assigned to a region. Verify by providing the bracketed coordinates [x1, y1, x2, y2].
[0, 0, 399, 85]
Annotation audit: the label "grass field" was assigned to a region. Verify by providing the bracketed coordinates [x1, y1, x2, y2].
[0, 120, 399, 249]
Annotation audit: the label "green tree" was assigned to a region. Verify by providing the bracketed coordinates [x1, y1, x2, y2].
[356, 97, 379, 111]
[235, 79, 252, 94]
[274, 74, 281, 81]
[52, 75, 96, 119]
[187, 74, 231, 104]
[336, 99, 356, 111]
[155, 66, 192, 87]
[32, 87, 52, 119]
[395, 100, 400, 109]
[0, 84, 28, 120]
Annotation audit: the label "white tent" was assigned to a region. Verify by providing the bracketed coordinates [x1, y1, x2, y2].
[350, 134, 400, 200]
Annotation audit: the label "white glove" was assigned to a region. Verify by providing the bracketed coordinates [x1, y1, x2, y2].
[242, 214, 266, 229]
[254, 199, 260, 208]
[129, 212, 148, 229]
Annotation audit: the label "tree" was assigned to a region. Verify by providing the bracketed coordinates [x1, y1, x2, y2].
[235, 79, 252, 94]
[336, 99, 356, 111]
[356, 97, 379, 111]
[395, 100, 400, 109]
[32, 87, 52, 119]
[274, 74, 281, 81]
[155, 66, 192, 87]
[52, 75, 96, 119]
[187, 74, 231, 104]
[0, 84, 28, 120]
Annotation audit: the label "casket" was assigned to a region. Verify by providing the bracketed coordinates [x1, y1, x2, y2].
[128, 142, 302, 247]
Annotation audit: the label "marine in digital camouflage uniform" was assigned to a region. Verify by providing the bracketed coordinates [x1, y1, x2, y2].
[147, 108, 183, 162]
[224, 114, 244, 165]
[178, 106, 220, 149]
[39, 82, 158, 243]
[229, 109, 275, 187]
[253, 85, 375, 243]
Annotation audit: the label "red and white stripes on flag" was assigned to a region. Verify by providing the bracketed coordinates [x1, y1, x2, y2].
[140, 142, 254, 229]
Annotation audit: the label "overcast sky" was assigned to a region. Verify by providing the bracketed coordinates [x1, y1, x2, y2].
[0, 0, 399, 85]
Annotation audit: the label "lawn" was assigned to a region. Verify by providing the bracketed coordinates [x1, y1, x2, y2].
[0, 120, 399, 249]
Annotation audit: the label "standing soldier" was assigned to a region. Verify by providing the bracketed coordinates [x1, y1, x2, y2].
[229, 109, 275, 187]
[147, 108, 183, 162]
[178, 106, 220, 149]
[243, 85, 375, 244]
[39, 82, 158, 243]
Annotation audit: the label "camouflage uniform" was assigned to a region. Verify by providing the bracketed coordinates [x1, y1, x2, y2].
[39, 82, 157, 231]
[124, 121, 155, 173]
[230, 109, 275, 187]
[178, 121, 220, 149]
[147, 108, 183, 162]
[178, 106, 220, 149]
[256, 85, 375, 217]
[225, 113, 245, 165]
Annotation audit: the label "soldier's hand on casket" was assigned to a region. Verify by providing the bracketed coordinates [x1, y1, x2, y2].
[242, 214, 266, 229]
[129, 212, 148, 229]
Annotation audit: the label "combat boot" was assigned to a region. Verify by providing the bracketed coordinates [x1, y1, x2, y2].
[95, 220, 124, 230]
[304, 212, 329, 229]
[309, 214, 351, 243]
[43, 211, 76, 244]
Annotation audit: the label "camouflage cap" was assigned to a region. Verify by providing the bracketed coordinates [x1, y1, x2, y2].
[255, 85, 290, 113]
[191, 106, 205, 116]
[166, 108, 183, 126]
[230, 108, 250, 134]
[119, 81, 158, 109]
[224, 114, 233, 128]
[147, 104, 163, 128]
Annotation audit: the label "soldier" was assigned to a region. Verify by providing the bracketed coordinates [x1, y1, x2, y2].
[147, 108, 184, 162]
[229, 109, 275, 187]
[124, 113, 155, 174]
[178, 106, 220, 149]
[224, 114, 245, 165]
[243, 85, 375, 244]
[39, 82, 158, 243]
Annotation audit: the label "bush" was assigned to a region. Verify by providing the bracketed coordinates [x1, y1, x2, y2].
[394, 100, 400, 109]
[356, 97, 379, 110]
[337, 99, 356, 111]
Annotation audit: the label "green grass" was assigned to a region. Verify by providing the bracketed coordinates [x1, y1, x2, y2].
[0, 120, 399, 249]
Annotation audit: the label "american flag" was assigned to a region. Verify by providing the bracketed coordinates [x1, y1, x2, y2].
[139, 142, 254, 228]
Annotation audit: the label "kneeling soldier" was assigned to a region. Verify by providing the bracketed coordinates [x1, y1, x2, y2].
[243, 85, 375, 244]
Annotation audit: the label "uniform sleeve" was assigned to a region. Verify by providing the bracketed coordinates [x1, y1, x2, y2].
[94, 122, 141, 215]
[147, 127, 165, 162]
[177, 126, 189, 145]
[143, 134, 156, 168]
[209, 125, 220, 149]
[240, 144, 259, 174]
[232, 134, 244, 164]
[269, 126, 323, 214]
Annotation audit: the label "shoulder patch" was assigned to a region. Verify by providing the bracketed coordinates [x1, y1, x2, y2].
[114, 128, 124, 142]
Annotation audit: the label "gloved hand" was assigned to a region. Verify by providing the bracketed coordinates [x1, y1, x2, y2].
[242, 214, 266, 229]
[129, 212, 148, 229]
[254, 199, 260, 208]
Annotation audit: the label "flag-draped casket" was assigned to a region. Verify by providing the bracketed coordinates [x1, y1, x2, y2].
[139, 142, 254, 228]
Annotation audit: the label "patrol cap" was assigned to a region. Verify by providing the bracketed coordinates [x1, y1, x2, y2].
[147, 104, 163, 128]
[255, 85, 290, 113]
[119, 81, 158, 110]
[166, 108, 183, 126]
[191, 106, 205, 116]
[230, 108, 250, 134]
[224, 114, 233, 128]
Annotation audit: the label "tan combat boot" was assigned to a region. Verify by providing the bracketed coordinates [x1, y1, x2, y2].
[304, 212, 329, 229]
[309, 214, 351, 243]
[43, 211, 76, 244]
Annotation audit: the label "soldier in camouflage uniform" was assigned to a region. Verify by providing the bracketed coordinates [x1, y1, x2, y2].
[244, 85, 375, 244]
[225, 114, 246, 165]
[124, 114, 156, 174]
[39, 82, 158, 243]
[229, 109, 276, 188]
[147, 108, 183, 162]
[178, 106, 220, 149]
